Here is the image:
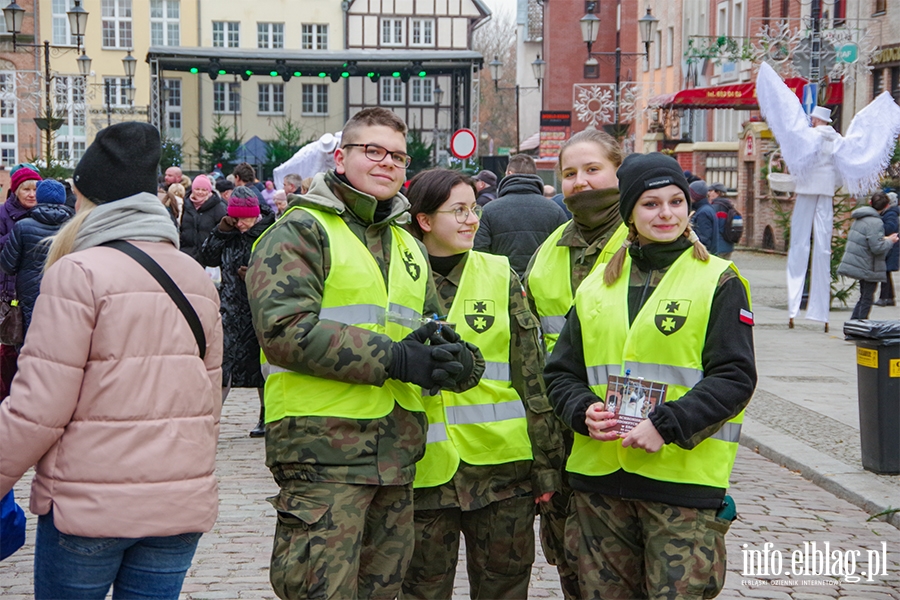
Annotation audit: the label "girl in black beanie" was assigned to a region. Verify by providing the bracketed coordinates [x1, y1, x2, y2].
[544, 152, 757, 599]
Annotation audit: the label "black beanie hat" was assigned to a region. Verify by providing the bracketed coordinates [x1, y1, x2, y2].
[73, 122, 161, 204]
[616, 153, 691, 222]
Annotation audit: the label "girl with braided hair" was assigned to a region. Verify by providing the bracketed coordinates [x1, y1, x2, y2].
[545, 152, 757, 599]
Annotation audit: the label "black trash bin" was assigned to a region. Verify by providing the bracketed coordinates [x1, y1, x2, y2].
[843, 320, 900, 475]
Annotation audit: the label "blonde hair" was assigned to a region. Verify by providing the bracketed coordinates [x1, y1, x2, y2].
[300, 177, 313, 194]
[556, 128, 624, 181]
[45, 198, 98, 271]
[603, 222, 710, 286]
[164, 183, 185, 220]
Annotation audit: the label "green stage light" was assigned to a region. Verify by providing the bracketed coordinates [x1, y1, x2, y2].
[392, 71, 400, 77]
[318, 72, 327, 78]
[218, 69, 226, 75]
[367, 72, 375, 77]
[190, 67, 199, 73]
[293, 71, 302, 77]
[245, 70, 253, 76]
[418, 71, 426, 77]
[341, 72, 349, 78]
[270, 71, 278, 77]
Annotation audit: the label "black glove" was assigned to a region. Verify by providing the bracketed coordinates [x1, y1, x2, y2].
[427, 323, 482, 390]
[389, 321, 465, 395]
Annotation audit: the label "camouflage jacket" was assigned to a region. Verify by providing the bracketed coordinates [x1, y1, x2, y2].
[246, 170, 444, 487]
[414, 252, 565, 512]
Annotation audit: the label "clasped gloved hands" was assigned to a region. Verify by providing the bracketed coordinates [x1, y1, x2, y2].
[388, 321, 485, 395]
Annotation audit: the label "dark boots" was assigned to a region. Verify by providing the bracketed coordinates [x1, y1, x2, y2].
[249, 398, 265, 438]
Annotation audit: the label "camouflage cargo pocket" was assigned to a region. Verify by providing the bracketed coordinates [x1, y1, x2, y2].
[685, 508, 730, 599]
[267, 492, 333, 600]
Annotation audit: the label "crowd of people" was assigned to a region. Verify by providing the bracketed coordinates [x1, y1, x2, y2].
[0, 96, 896, 600]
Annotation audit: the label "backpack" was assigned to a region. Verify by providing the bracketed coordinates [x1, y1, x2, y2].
[714, 200, 743, 244]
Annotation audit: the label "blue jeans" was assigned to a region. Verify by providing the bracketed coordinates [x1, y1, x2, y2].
[34, 511, 202, 600]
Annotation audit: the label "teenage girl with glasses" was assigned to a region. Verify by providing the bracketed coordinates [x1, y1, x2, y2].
[401, 168, 563, 600]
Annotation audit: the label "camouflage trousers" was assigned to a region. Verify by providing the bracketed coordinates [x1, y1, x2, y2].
[565, 491, 731, 600]
[400, 494, 535, 600]
[268, 480, 414, 600]
[538, 480, 581, 600]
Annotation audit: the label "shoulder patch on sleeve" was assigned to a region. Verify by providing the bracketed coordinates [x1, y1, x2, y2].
[739, 308, 754, 326]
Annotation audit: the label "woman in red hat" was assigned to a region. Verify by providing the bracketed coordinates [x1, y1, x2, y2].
[0, 166, 42, 399]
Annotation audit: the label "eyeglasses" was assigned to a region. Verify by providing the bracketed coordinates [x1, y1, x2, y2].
[434, 205, 483, 223]
[342, 144, 412, 169]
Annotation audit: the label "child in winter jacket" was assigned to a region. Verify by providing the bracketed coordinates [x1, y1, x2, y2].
[838, 192, 899, 320]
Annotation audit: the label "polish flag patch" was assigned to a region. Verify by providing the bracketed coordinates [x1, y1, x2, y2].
[739, 309, 754, 326]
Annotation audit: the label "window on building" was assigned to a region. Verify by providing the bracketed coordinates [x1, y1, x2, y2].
[411, 19, 433, 46]
[410, 78, 433, 104]
[301, 84, 328, 115]
[258, 83, 285, 114]
[104, 77, 132, 108]
[52, 0, 79, 45]
[733, 1, 744, 38]
[164, 78, 182, 139]
[666, 26, 674, 66]
[381, 78, 404, 104]
[0, 72, 16, 167]
[873, 0, 885, 15]
[716, 3, 728, 36]
[257, 22, 284, 49]
[832, 0, 846, 26]
[653, 29, 662, 69]
[102, 0, 133, 49]
[213, 21, 239, 47]
[873, 69, 885, 99]
[891, 66, 900, 105]
[381, 18, 404, 46]
[54, 75, 86, 167]
[150, 0, 179, 46]
[213, 81, 240, 114]
[301, 24, 327, 49]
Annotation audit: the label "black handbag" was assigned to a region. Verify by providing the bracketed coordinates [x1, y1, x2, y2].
[0, 299, 24, 346]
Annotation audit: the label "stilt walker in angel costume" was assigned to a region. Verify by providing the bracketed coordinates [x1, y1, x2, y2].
[756, 62, 900, 330]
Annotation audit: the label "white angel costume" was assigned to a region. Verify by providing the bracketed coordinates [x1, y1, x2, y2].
[756, 62, 900, 324]
[272, 132, 342, 190]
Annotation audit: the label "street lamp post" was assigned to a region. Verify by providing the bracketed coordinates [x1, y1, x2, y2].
[487, 55, 545, 152]
[433, 84, 444, 166]
[581, 5, 658, 138]
[3, 0, 91, 166]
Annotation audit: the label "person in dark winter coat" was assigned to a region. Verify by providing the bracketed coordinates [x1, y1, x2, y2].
[199, 186, 275, 437]
[708, 183, 736, 258]
[837, 192, 899, 320]
[876, 194, 899, 306]
[0, 180, 75, 336]
[474, 158, 568, 277]
[180, 174, 227, 261]
[0, 166, 42, 399]
[689, 180, 719, 255]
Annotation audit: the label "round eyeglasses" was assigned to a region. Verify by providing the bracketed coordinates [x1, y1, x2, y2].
[342, 143, 412, 169]
[434, 205, 483, 223]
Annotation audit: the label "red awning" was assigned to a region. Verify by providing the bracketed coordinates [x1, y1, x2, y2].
[650, 78, 843, 110]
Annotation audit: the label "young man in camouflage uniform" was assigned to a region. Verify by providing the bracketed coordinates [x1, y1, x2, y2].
[247, 108, 483, 600]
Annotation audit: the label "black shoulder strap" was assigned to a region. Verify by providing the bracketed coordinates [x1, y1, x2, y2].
[101, 240, 206, 359]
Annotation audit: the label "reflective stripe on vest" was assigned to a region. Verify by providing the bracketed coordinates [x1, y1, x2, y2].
[414, 252, 532, 488]
[568, 249, 751, 489]
[529, 222, 628, 355]
[261, 207, 429, 422]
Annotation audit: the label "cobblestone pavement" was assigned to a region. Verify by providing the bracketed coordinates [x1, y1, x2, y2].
[3, 388, 898, 599]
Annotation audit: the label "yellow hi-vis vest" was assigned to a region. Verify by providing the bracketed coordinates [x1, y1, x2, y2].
[414, 251, 533, 489]
[259, 206, 430, 422]
[529, 222, 628, 354]
[567, 249, 750, 489]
